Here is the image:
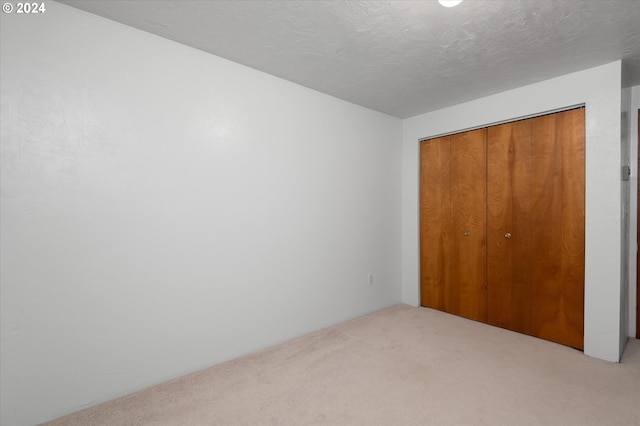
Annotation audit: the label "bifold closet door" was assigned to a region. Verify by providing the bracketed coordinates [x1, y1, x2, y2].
[450, 129, 487, 322]
[420, 129, 486, 322]
[420, 136, 451, 313]
[420, 108, 584, 349]
[487, 120, 533, 335]
[530, 108, 585, 349]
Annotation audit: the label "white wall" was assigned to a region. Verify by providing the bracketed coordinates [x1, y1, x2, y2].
[630, 84, 640, 338]
[621, 67, 632, 353]
[627, 86, 640, 337]
[0, 3, 402, 425]
[402, 62, 624, 362]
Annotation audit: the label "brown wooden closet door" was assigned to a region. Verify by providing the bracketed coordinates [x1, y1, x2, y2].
[420, 137, 451, 311]
[530, 108, 585, 349]
[487, 120, 533, 335]
[450, 129, 487, 322]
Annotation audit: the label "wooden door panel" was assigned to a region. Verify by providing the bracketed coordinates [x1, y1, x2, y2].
[419, 109, 584, 350]
[487, 120, 533, 335]
[450, 129, 487, 322]
[420, 137, 451, 310]
[531, 108, 585, 349]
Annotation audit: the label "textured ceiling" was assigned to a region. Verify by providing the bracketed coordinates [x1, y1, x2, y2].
[59, 0, 640, 118]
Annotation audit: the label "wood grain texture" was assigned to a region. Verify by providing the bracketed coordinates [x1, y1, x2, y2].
[530, 108, 585, 349]
[420, 137, 451, 311]
[419, 109, 584, 350]
[450, 129, 487, 322]
[487, 120, 533, 335]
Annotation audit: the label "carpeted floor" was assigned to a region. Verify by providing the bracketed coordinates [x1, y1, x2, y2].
[44, 304, 640, 425]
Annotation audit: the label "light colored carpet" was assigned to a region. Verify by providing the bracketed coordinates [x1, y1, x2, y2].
[44, 304, 640, 425]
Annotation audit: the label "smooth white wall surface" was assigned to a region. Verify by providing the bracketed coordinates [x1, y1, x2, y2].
[402, 62, 624, 362]
[620, 70, 631, 354]
[630, 84, 640, 338]
[0, 3, 402, 425]
[621, 69, 631, 353]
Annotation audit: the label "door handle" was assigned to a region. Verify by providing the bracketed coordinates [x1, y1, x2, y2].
[504, 232, 512, 239]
